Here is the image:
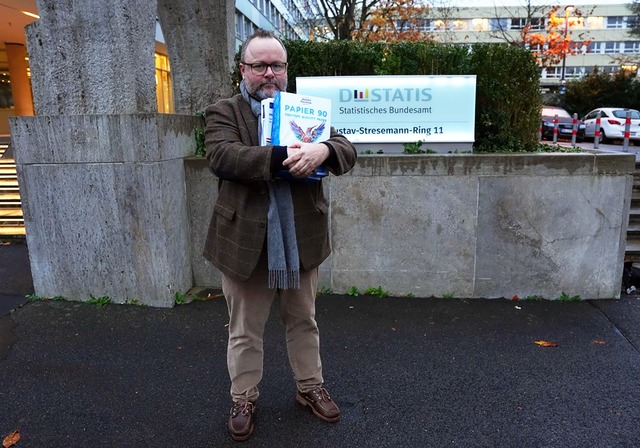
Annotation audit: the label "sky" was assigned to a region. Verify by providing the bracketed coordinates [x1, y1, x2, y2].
[446, 0, 628, 6]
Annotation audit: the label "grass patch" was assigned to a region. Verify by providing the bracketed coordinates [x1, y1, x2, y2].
[557, 291, 582, 302]
[364, 286, 389, 298]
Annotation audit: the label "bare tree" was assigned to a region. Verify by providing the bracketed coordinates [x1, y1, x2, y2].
[481, 1, 592, 68]
[486, 0, 550, 47]
[316, 0, 383, 40]
[425, 0, 459, 44]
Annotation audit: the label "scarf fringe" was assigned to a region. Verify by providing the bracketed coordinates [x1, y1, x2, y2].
[269, 269, 301, 290]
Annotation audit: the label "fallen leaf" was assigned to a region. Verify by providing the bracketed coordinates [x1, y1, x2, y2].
[205, 293, 223, 300]
[3, 430, 20, 447]
[391, 327, 397, 331]
[593, 340, 605, 345]
[534, 340, 558, 347]
[515, 306, 522, 310]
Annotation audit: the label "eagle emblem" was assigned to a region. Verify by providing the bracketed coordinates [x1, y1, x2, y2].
[290, 121, 326, 143]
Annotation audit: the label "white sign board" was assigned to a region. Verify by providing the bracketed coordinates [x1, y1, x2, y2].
[296, 75, 476, 144]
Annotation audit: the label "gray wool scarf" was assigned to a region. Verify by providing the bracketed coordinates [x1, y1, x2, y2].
[240, 81, 300, 289]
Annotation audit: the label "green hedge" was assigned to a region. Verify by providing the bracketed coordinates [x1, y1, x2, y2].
[234, 41, 542, 152]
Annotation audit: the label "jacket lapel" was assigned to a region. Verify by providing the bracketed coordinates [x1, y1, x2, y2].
[237, 96, 260, 147]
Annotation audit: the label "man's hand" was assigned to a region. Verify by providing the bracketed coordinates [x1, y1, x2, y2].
[283, 143, 329, 178]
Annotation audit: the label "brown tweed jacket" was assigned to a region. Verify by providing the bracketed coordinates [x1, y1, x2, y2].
[203, 94, 357, 282]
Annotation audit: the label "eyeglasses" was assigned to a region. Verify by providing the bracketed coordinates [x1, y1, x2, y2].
[242, 62, 288, 75]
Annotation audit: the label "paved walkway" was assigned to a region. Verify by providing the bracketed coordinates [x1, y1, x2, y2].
[1, 242, 639, 447]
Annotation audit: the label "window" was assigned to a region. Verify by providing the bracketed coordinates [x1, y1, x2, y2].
[530, 17, 544, 30]
[606, 16, 625, 29]
[244, 16, 254, 40]
[624, 41, 640, 53]
[511, 17, 544, 30]
[472, 18, 488, 31]
[604, 42, 622, 54]
[0, 70, 13, 109]
[490, 18, 508, 31]
[511, 18, 526, 30]
[155, 53, 173, 114]
[235, 10, 243, 39]
[568, 16, 585, 30]
[420, 19, 432, 31]
[432, 19, 448, 31]
[586, 16, 604, 30]
[612, 109, 640, 119]
[527, 43, 542, 53]
[587, 41, 602, 54]
[452, 19, 467, 31]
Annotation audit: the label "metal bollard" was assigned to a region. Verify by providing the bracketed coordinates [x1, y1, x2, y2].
[571, 113, 578, 147]
[538, 122, 542, 142]
[594, 111, 601, 149]
[552, 114, 558, 144]
[623, 110, 631, 152]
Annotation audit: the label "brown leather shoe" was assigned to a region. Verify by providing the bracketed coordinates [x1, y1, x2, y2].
[228, 400, 256, 441]
[295, 387, 340, 422]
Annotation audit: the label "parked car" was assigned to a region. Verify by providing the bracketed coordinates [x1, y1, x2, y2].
[541, 105, 585, 142]
[582, 107, 640, 143]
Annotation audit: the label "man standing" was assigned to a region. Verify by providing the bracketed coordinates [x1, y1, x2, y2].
[203, 29, 357, 441]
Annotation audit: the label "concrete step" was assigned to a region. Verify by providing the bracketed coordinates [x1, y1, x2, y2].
[0, 179, 19, 188]
[626, 239, 640, 261]
[0, 226, 26, 237]
[628, 209, 640, 224]
[0, 209, 24, 226]
[628, 222, 640, 236]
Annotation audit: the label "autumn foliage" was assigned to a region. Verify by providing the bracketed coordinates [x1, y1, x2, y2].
[352, 0, 431, 43]
[521, 6, 591, 67]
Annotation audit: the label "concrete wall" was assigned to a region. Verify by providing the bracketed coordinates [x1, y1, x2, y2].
[11, 114, 200, 307]
[186, 152, 635, 300]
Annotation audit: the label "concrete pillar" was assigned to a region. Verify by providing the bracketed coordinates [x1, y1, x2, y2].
[10, 0, 196, 307]
[157, 0, 235, 113]
[26, 0, 157, 115]
[5, 43, 34, 116]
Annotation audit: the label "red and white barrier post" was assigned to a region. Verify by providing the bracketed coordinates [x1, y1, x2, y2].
[594, 111, 602, 149]
[571, 113, 578, 147]
[623, 110, 631, 152]
[552, 114, 559, 144]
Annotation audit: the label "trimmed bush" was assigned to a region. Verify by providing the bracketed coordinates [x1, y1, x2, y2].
[233, 40, 542, 152]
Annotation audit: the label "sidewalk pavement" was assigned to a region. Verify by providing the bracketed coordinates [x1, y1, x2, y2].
[1, 242, 640, 447]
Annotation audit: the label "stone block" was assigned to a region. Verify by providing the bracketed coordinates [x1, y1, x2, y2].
[329, 174, 478, 297]
[474, 175, 630, 299]
[11, 113, 197, 307]
[10, 114, 200, 164]
[18, 160, 191, 306]
[184, 151, 634, 300]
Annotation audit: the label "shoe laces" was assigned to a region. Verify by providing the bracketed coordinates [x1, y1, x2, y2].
[310, 387, 332, 402]
[232, 401, 254, 417]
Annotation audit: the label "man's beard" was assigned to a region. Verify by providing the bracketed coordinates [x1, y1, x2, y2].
[250, 79, 287, 100]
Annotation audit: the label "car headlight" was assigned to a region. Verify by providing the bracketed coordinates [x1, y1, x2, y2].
[579, 124, 586, 130]
[543, 121, 554, 126]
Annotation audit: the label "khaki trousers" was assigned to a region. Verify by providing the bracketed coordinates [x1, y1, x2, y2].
[222, 253, 323, 403]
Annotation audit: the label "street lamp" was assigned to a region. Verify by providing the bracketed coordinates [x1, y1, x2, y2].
[560, 5, 574, 91]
